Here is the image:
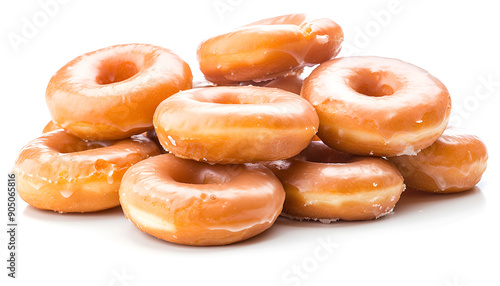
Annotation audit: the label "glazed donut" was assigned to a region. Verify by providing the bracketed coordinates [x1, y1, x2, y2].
[264, 141, 405, 221]
[43, 121, 62, 133]
[197, 14, 343, 84]
[388, 128, 488, 193]
[13, 130, 160, 212]
[119, 153, 285, 246]
[46, 43, 192, 140]
[302, 56, 452, 157]
[153, 86, 319, 164]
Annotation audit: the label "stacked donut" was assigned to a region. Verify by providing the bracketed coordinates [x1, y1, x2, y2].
[14, 44, 192, 212]
[13, 14, 488, 246]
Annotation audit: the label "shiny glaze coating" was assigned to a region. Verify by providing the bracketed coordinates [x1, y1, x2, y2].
[119, 153, 285, 246]
[302, 56, 451, 157]
[198, 14, 343, 84]
[389, 129, 488, 193]
[153, 86, 319, 164]
[46, 43, 192, 140]
[13, 130, 160, 212]
[264, 141, 405, 221]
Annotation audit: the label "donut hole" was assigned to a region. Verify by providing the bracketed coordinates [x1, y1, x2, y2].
[95, 58, 139, 85]
[348, 69, 401, 97]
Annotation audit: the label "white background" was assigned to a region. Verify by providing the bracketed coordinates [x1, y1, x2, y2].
[1, 0, 499, 285]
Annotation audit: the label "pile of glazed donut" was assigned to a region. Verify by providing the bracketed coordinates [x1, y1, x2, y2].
[14, 14, 488, 246]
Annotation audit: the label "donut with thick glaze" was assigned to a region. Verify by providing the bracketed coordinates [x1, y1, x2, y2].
[302, 56, 451, 157]
[119, 153, 285, 246]
[198, 14, 343, 84]
[264, 141, 405, 221]
[389, 128, 488, 193]
[46, 43, 192, 140]
[13, 130, 160, 212]
[153, 86, 319, 164]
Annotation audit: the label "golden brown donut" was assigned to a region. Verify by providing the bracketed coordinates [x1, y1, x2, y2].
[46, 43, 192, 140]
[13, 130, 160, 212]
[119, 153, 285, 246]
[388, 128, 488, 193]
[197, 14, 343, 84]
[264, 141, 405, 221]
[153, 86, 319, 164]
[302, 56, 452, 157]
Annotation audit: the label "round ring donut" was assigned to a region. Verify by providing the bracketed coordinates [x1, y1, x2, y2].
[264, 141, 405, 221]
[153, 86, 319, 164]
[46, 43, 192, 140]
[197, 14, 343, 84]
[13, 130, 160, 212]
[388, 128, 488, 193]
[302, 56, 452, 157]
[119, 153, 285, 246]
